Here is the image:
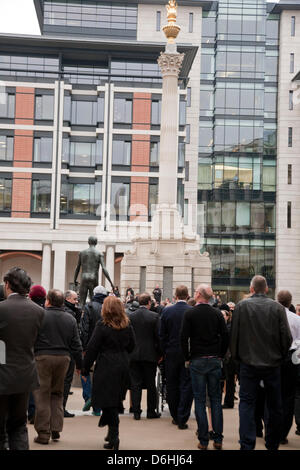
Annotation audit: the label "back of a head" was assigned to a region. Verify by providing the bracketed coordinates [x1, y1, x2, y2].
[196, 284, 213, 301]
[139, 293, 151, 306]
[250, 275, 267, 294]
[175, 285, 189, 301]
[277, 290, 292, 309]
[102, 295, 129, 330]
[29, 285, 46, 305]
[47, 289, 64, 308]
[88, 236, 97, 247]
[3, 267, 32, 296]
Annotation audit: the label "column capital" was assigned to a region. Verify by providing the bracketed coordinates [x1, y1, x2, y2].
[157, 52, 185, 78]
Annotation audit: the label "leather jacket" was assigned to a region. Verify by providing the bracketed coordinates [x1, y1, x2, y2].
[230, 294, 292, 367]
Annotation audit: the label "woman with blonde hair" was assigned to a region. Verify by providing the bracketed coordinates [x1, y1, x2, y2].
[82, 296, 135, 450]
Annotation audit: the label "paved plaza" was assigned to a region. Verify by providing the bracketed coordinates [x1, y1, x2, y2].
[28, 387, 299, 451]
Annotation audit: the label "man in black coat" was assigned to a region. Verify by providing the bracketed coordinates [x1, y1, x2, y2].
[160, 285, 193, 429]
[181, 284, 229, 450]
[129, 293, 161, 420]
[0, 267, 44, 450]
[33, 289, 82, 445]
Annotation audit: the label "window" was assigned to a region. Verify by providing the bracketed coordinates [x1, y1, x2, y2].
[112, 139, 131, 166]
[288, 127, 293, 147]
[150, 141, 159, 167]
[110, 180, 130, 221]
[156, 11, 161, 31]
[288, 164, 292, 185]
[289, 91, 293, 110]
[60, 180, 102, 217]
[198, 159, 212, 190]
[33, 137, 52, 163]
[287, 201, 291, 228]
[189, 13, 194, 33]
[0, 136, 13, 160]
[263, 163, 276, 191]
[0, 177, 12, 212]
[179, 100, 186, 126]
[290, 53, 295, 73]
[291, 16, 296, 37]
[151, 100, 161, 125]
[187, 88, 191, 107]
[199, 123, 213, 154]
[31, 179, 51, 214]
[62, 140, 102, 167]
[113, 97, 132, 124]
[35, 94, 54, 120]
[178, 141, 185, 168]
[0, 93, 15, 118]
[149, 181, 158, 218]
[70, 97, 103, 126]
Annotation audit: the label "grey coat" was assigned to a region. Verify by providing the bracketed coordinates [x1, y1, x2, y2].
[0, 294, 44, 395]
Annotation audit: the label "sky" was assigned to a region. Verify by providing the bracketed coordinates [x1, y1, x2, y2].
[0, 0, 281, 36]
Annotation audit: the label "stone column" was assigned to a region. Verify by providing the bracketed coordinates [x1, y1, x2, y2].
[53, 246, 66, 292]
[105, 245, 115, 290]
[157, 50, 184, 207]
[41, 243, 52, 291]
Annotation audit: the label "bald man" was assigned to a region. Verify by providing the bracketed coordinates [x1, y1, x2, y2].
[181, 284, 229, 450]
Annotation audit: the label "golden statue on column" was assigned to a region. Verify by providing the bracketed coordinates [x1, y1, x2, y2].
[163, 0, 181, 43]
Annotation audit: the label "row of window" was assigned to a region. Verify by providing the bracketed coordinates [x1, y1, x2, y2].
[44, 1, 137, 31]
[202, 11, 279, 45]
[201, 201, 275, 235]
[199, 121, 277, 155]
[205, 240, 275, 280]
[0, 135, 185, 169]
[0, 91, 186, 127]
[198, 157, 276, 192]
[200, 83, 277, 118]
[0, 177, 159, 219]
[200, 49, 278, 81]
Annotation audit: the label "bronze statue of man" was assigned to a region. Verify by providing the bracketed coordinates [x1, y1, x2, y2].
[74, 236, 114, 306]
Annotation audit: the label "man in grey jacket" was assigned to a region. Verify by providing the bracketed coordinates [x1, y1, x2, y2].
[230, 275, 292, 450]
[33, 289, 82, 445]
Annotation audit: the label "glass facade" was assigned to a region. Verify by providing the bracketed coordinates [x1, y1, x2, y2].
[43, 1, 137, 38]
[199, 0, 279, 297]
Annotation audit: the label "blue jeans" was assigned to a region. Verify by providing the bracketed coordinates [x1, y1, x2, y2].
[81, 375, 101, 414]
[239, 363, 282, 450]
[190, 357, 223, 446]
[81, 375, 92, 403]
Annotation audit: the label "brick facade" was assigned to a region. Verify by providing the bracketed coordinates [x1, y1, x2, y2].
[130, 92, 151, 221]
[12, 88, 35, 217]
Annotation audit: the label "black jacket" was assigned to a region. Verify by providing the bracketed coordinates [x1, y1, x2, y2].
[80, 293, 106, 351]
[160, 301, 191, 355]
[34, 306, 82, 369]
[0, 294, 44, 394]
[181, 303, 229, 361]
[64, 300, 82, 325]
[82, 321, 135, 409]
[129, 306, 161, 362]
[230, 294, 293, 367]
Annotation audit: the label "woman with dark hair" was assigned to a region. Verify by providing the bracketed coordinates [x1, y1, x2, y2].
[82, 296, 135, 450]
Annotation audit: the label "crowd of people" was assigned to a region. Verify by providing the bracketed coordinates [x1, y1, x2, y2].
[0, 267, 300, 451]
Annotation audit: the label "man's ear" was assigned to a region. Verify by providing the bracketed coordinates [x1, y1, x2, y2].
[250, 286, 254, 294]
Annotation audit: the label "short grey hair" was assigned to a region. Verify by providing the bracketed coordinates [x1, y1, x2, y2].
[250, 275, 267, 294]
